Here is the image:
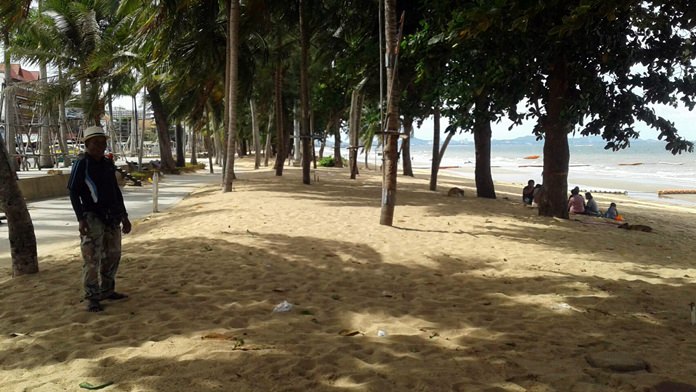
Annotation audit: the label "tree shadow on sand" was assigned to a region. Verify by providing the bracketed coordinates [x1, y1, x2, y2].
[2, 231, 695, 391]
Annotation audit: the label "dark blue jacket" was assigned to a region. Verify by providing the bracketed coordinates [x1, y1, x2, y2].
[68, 155, 127, 225]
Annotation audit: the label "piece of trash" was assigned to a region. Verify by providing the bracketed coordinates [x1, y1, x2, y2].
[550, 302, 576, 312]
[377, 330, 387, 337]
[201, 333, 236, 341]
[338, 330, 361, 337]
[272, 300, 293, 313]
[9, 332, 28, 338]
[79, 381, 114, 390]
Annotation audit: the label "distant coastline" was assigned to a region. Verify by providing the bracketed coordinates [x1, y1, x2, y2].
[348, 138, 696, 208]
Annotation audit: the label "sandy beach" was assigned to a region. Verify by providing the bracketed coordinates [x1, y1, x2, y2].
[2, 158, 696, 391]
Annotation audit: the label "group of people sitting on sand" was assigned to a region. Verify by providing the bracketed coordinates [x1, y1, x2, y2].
[567, 186, 620, 219]
[522, 181, 621, 220]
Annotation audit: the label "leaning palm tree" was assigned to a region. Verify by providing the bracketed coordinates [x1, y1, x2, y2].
[0, 0, 38, 276]
[1, 0, 31, 172]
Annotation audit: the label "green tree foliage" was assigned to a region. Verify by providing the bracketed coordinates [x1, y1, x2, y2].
[447, 1, 695, 217]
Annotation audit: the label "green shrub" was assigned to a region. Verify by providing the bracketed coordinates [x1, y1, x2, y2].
[130, 170, 154, 182]
[179, 163, 206, 172]
[318, 156, 335, 167]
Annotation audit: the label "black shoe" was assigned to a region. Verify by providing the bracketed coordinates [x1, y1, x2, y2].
[103, 292, 128, 300]
[87, 299, 103, 312]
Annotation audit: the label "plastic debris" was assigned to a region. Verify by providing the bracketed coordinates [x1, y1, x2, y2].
[377, 330, 387, 337]
[272, 300, 294, 313]
[79, 381, 114, 390]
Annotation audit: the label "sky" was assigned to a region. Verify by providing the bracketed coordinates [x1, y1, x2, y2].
[414, 103, 696, 142]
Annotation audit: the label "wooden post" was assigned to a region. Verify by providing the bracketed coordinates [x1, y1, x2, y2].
[152, 171, 159, 213]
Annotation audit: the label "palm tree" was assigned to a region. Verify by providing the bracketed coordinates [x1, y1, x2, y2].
[0, 0, 38, 276]
[223, 0, 240, 192]
[161, 0, 227, 169]
[1, 0, 31, 172]
[35, 0, 52, 169]
[298, 0, 311, 184]
[380, 0, 401, 226]
[115, 1, 177, 172]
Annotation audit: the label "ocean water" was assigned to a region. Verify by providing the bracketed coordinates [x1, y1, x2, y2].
[351, 138, 696, 207]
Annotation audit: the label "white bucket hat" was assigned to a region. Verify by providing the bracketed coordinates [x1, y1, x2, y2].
[83, 126, 108, 142]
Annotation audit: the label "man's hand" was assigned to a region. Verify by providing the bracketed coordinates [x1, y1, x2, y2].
[122, 217, 132, 234]
[78, 219, 89, 236]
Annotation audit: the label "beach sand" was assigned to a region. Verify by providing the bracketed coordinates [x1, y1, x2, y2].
[2, 158, 696, 391]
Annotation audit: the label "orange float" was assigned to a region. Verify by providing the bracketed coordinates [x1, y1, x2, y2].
[657, 189, 696, 196]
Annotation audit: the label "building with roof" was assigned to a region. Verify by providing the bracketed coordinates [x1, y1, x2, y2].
[0, 63, 41, 84]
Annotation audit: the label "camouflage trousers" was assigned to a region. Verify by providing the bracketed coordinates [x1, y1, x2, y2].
[81, 212, 122, 300]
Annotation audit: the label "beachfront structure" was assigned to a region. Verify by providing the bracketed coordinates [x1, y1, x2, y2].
[0, 64, 40, 143]
[1, 64, 158, 164]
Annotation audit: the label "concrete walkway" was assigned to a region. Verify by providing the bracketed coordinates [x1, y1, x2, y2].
[1, 168, 224, 268]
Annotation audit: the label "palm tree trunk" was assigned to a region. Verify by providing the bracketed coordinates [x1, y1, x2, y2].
[141, 89, 146, 159]
[333, 118, 343, 168]
[38, 62, 52, 168]
[79, 80, 93, 126]
[264, 110, 273, 167]
[299, 0, 311, 184]
[223, 0, 240, 192]
[293, 103, 300, 165]
[204, 134, 214, 173]
[273, 60, 286, 175]
[474, 96, 495, 198]
[539, 57, 570, 218]
[429, 108, 441, 191]
[175, 122, 185, 166]
[318, 130, 326, 159]
[0, 134, 38, 276]
[132, 95, 140, 167]
[215, 132, 224, 165]
[107, 82, 116, 154]
[58, 67, 70, 167]
[402, 115, 413, 176]
[3, 32, 17, 172]
[190, 126, 198, 165]
[147, 85, 176, 172]
[57, 94, 71, 167]
[349, 83, 364, 179]
[250, 99, 261, 169]
[431, 123, 456, 192]
[380, 0, 401, 226]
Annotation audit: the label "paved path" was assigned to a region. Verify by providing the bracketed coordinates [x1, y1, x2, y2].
[1, 169, 223, 268]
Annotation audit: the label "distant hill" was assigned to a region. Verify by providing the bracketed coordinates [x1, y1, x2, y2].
[439, 135, 661, 146]
[327, 135, 661, 148]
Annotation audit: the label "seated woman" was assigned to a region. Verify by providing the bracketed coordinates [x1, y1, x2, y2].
[532, 184, 543, 205]
[584, 192, 601, 216]
[568, 187, 586, 214]
[604, 202, 619, 220]
[522, 180, 535, 205]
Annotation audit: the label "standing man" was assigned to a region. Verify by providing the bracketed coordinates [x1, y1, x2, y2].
[68, 126, 131, 312]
